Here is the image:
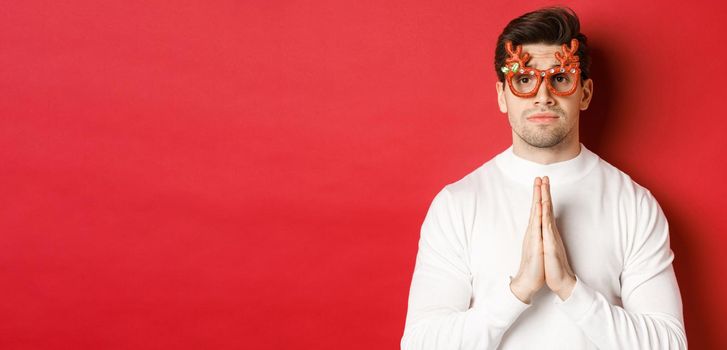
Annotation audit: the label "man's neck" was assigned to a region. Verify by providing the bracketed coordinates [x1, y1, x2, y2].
[511, 135, 581, 165]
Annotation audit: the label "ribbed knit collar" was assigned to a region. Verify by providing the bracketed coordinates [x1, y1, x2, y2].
[494, 142, 599, 186]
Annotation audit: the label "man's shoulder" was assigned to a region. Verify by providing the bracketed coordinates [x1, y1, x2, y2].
[593, 152, 657, 202]
[438, 155, 501, 197]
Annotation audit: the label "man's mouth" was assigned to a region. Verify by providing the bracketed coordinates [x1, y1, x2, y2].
[527, 113, 559, 123]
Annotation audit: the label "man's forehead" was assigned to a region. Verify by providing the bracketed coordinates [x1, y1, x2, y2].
[521, 44, 563, 68]
[525, 60, 561, 68]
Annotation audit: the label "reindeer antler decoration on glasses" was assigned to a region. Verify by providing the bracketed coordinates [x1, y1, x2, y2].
[500, 38, 581, 98]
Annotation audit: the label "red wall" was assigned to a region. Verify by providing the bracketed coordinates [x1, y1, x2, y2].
[2, 1, 725, 348]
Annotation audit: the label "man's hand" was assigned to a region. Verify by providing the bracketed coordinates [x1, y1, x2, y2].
[509, 177, 546, 304]
[510, 176, 577, 304]
[541, 176, 577, 300]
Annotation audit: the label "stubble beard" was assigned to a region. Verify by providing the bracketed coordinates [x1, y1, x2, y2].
[511, 107, 571, 148]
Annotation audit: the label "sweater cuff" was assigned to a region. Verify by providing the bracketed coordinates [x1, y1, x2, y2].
[478, 275, 531, 326]
[553, 275, 597, 322]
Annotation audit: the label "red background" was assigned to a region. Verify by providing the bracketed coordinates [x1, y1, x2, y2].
[2, 0, 726, 349]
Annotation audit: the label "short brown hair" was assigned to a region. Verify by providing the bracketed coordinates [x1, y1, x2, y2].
[494, 6, 590, 84]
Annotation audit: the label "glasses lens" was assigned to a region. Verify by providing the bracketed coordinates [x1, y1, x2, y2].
[511, 73, 538, 95]
[549, 72, 577, 93]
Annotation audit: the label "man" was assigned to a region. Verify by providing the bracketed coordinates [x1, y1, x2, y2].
[400, 6, 687, 350]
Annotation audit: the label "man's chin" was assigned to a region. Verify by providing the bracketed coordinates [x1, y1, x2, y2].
[522, 134, 567, 149]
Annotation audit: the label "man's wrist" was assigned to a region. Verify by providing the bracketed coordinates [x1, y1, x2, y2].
[509, 277, 534, 304]
[555, 276, 577, 301]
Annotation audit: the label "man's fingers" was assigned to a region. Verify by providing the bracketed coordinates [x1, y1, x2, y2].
[541, 176, 553, 222]
[533, 178, 542, 240]
[541, 176, 555, 246]
[546, 176, 554, 215]
[529, 177, 541, 226]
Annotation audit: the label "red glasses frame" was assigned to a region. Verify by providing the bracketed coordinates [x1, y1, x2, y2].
[501, 39, 582, 98]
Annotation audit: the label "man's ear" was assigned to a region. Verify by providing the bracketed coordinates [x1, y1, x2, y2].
[579, 78, 594, 110]
[496, 81, 508, 113]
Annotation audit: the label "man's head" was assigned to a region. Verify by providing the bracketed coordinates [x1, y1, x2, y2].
[494, 7, 593, 149]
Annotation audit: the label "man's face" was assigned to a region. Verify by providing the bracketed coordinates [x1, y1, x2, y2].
[496, 43, 593, 148]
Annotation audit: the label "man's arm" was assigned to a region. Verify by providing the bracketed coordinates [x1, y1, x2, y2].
[401, 188, 530, 350]
[553, 189, 687, 349]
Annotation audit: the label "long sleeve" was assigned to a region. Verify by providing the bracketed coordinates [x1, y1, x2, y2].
[401, 188, 530, 350]
[554, 189, 687, 349]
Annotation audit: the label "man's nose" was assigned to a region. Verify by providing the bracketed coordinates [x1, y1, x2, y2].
[533, 77, 555, 106]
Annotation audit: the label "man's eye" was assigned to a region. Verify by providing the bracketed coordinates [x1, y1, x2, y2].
[553, 74, 569, 83]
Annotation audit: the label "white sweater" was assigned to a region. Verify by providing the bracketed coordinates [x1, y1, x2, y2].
[401, 143, 687, 349]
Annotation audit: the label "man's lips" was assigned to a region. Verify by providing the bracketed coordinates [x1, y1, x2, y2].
[527, 113, 559, 123]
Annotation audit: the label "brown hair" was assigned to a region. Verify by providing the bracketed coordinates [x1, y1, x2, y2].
[494, 6, 590, 84]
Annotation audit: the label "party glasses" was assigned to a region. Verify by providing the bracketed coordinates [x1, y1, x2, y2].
[500, 39, 582, 98]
